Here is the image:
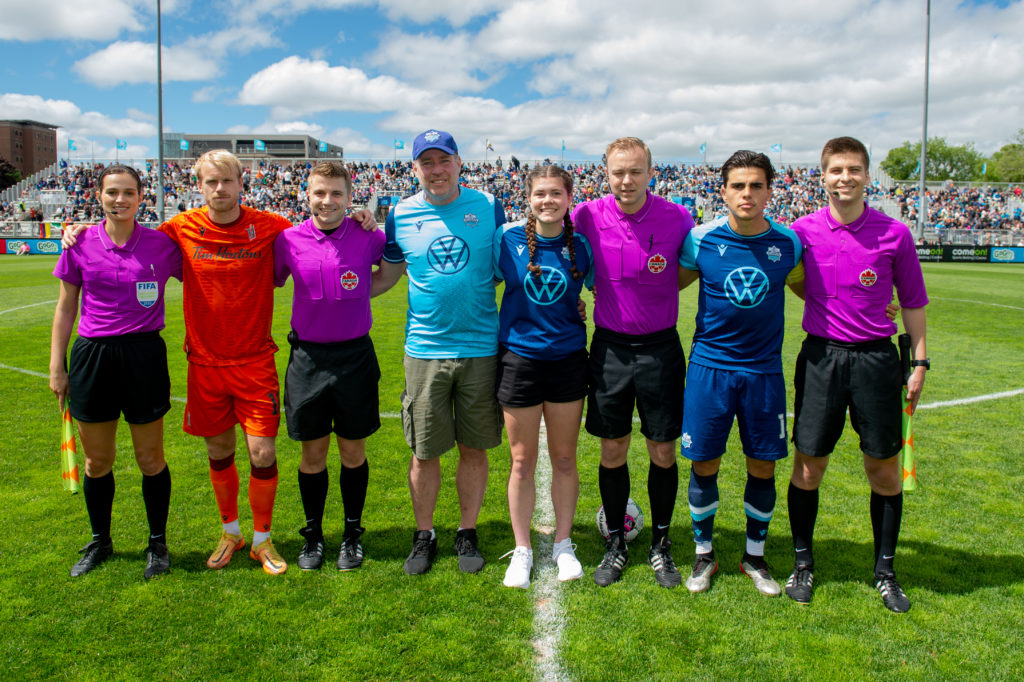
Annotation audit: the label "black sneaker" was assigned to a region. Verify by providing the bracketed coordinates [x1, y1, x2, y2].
[594, 534, 629, 587]
[648, 537, 681, 588]
[785, 564, 814, 604]
[454, 528, 485, 573]
[297, 526, 325, 571]
[337, 527, 364, 571]
[143, 540, 170, 580]
[70, 539, 113, 577]
[875, 573, 911, 613]
[684, 552, 718, 593]
[404, 530, 438, 575]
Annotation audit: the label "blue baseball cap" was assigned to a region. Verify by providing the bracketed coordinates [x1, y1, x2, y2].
[412, 130, 458, 159]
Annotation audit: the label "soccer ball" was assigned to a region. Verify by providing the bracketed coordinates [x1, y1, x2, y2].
[596, 498, 644, 543]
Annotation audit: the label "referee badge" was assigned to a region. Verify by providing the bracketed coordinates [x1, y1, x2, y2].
[341, 270, 359, 290]
[859, 268, 878, 287]
[136, 281, 159, 308]
[647, 253, 667, 273]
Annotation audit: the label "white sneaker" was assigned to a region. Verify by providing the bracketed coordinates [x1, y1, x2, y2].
[501, 546, 533, 589]
[552, 538, 584, 582]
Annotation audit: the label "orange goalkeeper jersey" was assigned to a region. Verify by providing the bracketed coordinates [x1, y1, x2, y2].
[160, 206, 291, 366]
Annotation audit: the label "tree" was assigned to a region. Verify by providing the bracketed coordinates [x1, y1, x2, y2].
[0, 156, 20, 191]
[880, 137, 984, 181]
[987, 129, 1024, 183]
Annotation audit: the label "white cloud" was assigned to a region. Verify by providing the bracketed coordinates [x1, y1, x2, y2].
[0, 0, 144, 41]
[377, 0, 506, 26]
[72, 28, 278, 87]
[0, 93, 156, 138]
[237, 56, 434, 117]
[369, 31, 499, 93]
[225, 120, 326, 137]
[126, 108, 156, 121]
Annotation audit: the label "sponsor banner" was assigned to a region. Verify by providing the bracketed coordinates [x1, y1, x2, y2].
[990, 247, 1024, 263]
[945, 246, 990, 262]
[5, 239, 63, 255]
[914, 246, 1010, 263]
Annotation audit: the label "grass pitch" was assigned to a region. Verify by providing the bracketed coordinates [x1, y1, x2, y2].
[1, 256, 1022, 680]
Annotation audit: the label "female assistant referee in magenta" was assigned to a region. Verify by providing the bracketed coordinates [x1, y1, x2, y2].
[49, 164, 182, 580]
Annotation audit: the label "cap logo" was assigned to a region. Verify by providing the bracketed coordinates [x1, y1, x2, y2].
[425, 131, 440, 142]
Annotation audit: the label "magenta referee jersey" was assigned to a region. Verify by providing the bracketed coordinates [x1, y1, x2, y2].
[572, 192, 693, 335]
[53, 221, 182, 338]
[793, 204, 929, 343]
[274, 217, 385, 343]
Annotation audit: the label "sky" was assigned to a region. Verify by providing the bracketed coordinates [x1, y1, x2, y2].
[1, 0, 1022, 165]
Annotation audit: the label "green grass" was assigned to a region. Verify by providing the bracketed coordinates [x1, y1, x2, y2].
[1, 256, 1022, 680]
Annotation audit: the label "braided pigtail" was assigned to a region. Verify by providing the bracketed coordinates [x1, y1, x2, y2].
[563, 211, 581, 280]
[525, 213, 542, 278]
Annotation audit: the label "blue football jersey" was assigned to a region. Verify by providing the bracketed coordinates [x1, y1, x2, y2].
[493, 221, 594, 360]
[679, 215, 802, 373]
[384, 187, 506, 358]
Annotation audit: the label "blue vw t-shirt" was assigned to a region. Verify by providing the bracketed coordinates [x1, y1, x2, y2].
[384, 187, 506, 358]
[493, 220, 594, 360]
[679, 215, 802, 373]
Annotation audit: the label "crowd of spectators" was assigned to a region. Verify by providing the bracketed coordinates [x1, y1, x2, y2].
[3, 160, 1021, 244]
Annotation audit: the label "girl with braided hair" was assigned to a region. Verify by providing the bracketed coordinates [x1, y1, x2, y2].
[492, 164, 594, 588]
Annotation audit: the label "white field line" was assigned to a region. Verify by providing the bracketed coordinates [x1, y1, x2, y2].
[531, 417, 570, 682]
[2, 359, 1021, 416]
[930, 296, 1024, 312]
[0, 299, 56, 316]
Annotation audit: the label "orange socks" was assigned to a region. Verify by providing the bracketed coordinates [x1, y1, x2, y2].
[209, 454, 239, 525]
[249, 461, 278, 535]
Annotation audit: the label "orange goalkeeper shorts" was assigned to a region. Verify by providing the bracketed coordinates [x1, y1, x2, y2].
[184, 355, 280, 438]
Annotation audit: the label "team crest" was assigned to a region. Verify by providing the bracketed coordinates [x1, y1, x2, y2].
[766, 245, 782, 263]
[340, 270, 359, 290]
[681, 432, 692, 449]
[463, 212, 479, 227]
[561, 246, 570, 260]
[136, 281, 159, 308]
[425, 131, 441, 142]
[247, 224, 256, 240]
[859, 268, 878, 287]
[647, 253, 667, 273]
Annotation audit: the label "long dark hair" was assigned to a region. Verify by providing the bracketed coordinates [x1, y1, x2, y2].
[523, 164, 581, 280]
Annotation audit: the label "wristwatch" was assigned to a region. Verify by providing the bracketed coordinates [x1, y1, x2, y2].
[910, 359, 930, 370]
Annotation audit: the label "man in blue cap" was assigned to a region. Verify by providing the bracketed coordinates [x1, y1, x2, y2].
[376, 130, 507, 575]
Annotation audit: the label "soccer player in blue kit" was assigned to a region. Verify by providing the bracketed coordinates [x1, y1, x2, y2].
[677, 151, 804, 595]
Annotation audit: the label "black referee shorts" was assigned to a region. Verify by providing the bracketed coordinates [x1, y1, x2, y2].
[68, 331, 171, 424]
[792, 334, 903, 459]
[585, 326, 685, 442]
[284, 332, 381, 442]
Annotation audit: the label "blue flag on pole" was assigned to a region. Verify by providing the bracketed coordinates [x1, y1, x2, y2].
[254, 139, 266, 151]
[699, 143, 706, 154]
[180, 139, 189, 151]
[69, 139, 77, 151]
[394, 140, 404, 150]
[116, 139, 127, 150]
[770, 143, 782, 152]
[319, 141, 328, 152]
[562, 140, 566, 151]
[982, 162, 987, 175]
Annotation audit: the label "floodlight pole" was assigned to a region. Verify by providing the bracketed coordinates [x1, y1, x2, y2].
[917, 0, 931, 239]
[156, 0, 165, 222]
